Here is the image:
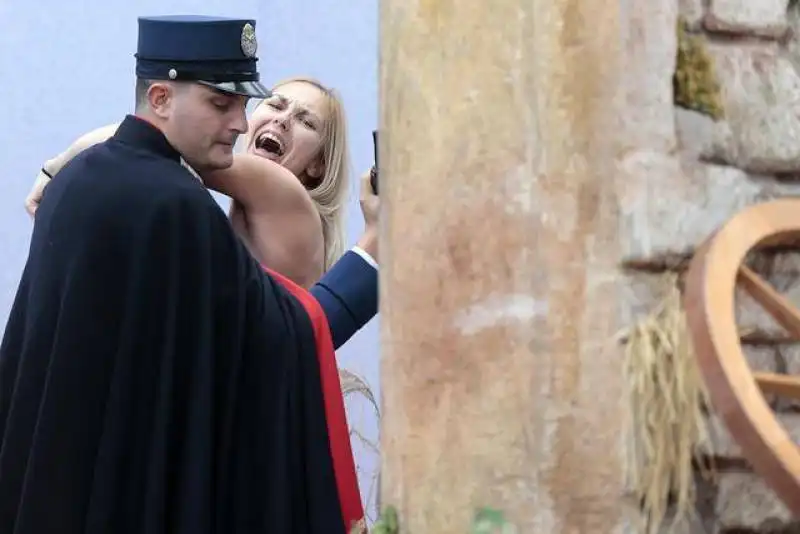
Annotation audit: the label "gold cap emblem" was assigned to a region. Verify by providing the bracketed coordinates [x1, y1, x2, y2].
[240, 22, 257, 58]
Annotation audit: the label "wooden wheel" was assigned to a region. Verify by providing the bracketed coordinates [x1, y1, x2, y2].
[684, 198, 800, 515]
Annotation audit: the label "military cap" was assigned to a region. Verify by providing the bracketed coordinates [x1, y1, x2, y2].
[135, 15, 270, 99]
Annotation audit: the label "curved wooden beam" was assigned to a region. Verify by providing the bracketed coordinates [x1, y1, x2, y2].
[683, 199, 800, 516]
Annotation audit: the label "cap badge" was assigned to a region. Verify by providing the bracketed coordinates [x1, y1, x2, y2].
[240, 23, 257, 58]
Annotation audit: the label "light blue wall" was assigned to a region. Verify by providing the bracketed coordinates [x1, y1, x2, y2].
[0, 0, 380, 521]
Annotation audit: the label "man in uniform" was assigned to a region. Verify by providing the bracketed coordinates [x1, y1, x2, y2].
[0, 15, 374, 534]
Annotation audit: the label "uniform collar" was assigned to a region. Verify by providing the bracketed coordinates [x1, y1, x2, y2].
[113, 114, 182, 163]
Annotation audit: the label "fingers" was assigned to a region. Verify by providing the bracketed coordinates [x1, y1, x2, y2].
[359, 168, 374, 200]
[25, 171, 51, 219]
[24, 197, 37, 218]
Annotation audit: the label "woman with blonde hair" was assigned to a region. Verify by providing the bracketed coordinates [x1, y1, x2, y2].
[225, 75, 353, 278]
[268, 76, 351, 271]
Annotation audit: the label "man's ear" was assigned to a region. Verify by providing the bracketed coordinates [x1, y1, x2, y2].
[147, 82, 174, 118]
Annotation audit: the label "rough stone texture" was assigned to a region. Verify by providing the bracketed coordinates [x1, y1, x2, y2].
[627, 1, 800, 532]
[770, 253, 800, 280]
[704, 43, 800, 174]
[782, 343, 800, 376]
[705, 0, 789, 38]
[716, 473, 792, 530]
[743, 345, 783, 373]
[619, 0, 679, 153]
[676, 108, 716, 161]
[680, 0, 706, 29]
[785, 7, 800, 73]
[619, 273, 682, 335]
[619, 161, 800, 264]
[737, 252, 800, 339]
[774, 343, 800, 412]
[737, 285, 800, 340]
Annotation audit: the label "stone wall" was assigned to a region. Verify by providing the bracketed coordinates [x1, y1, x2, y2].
[630, 0, 800, 531]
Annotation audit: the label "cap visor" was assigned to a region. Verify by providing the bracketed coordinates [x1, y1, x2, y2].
[199, 80, 271, 99]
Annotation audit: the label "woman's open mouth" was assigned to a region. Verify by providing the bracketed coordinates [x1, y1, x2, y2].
[254, 131, 286, 160]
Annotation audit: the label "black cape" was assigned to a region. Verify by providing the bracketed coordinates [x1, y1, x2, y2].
[0, 116, 361, 534]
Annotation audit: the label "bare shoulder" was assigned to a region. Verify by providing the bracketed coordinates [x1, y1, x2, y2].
[205, 153, 319, 222]
[237, 154, 313, 206]
[234, 154, 323, 236]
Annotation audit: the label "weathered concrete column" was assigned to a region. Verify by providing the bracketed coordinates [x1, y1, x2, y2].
[379, 0, 631, 532]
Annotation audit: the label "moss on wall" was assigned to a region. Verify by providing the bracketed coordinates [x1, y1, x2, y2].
[368, 507, 398, 534]
[673, 18, 725, 120]
[362, 506, 518, 534]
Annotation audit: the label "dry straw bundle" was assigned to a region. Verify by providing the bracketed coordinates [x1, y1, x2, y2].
[339, 368, 381, 525]
[622, 273, 715, 534]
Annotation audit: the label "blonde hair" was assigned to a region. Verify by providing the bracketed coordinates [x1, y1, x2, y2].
[270, 76, 351, 271]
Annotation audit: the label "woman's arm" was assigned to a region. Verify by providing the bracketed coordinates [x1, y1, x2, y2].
[203, 155, 325, 286]
[43, 123, 120, 176]
[26, 124, 120, 216]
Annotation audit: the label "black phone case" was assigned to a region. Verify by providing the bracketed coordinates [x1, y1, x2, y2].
[371, 130, 379, 194]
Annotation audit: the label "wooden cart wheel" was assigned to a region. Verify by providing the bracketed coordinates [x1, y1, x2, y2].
[684, 198, 800, 516]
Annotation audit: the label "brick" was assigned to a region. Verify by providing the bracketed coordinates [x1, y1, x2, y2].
[715, 472, 791, 530]
[704, 43, 800, 174]
[706, 0, 789, 38]
[620, 160, 800, 266]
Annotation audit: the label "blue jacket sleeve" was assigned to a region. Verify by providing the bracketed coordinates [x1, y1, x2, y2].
[310, 250, 378, 349]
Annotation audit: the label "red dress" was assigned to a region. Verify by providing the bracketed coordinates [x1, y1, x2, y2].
[262, 266, 366, 533]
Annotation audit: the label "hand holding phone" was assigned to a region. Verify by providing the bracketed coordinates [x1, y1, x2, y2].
[370, 130, 379, 195]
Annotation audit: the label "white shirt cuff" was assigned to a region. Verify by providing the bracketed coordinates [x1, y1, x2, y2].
[351, 246, 378, 270]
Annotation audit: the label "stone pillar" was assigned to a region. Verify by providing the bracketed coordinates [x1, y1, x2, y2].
[379, 1, 631, 531]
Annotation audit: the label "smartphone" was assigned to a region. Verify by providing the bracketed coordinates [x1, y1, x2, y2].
[370, 130, 379, 195]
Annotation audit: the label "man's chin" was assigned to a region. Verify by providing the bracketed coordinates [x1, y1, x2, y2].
[210, 156, 235, 170]
[187, 156, 234, 175]
[208, 148, 235, 169]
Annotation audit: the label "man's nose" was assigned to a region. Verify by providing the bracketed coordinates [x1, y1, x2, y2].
[231, 106, 248, 134]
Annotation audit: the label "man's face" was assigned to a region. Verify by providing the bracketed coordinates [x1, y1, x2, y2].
[158, 83, 249, 172]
